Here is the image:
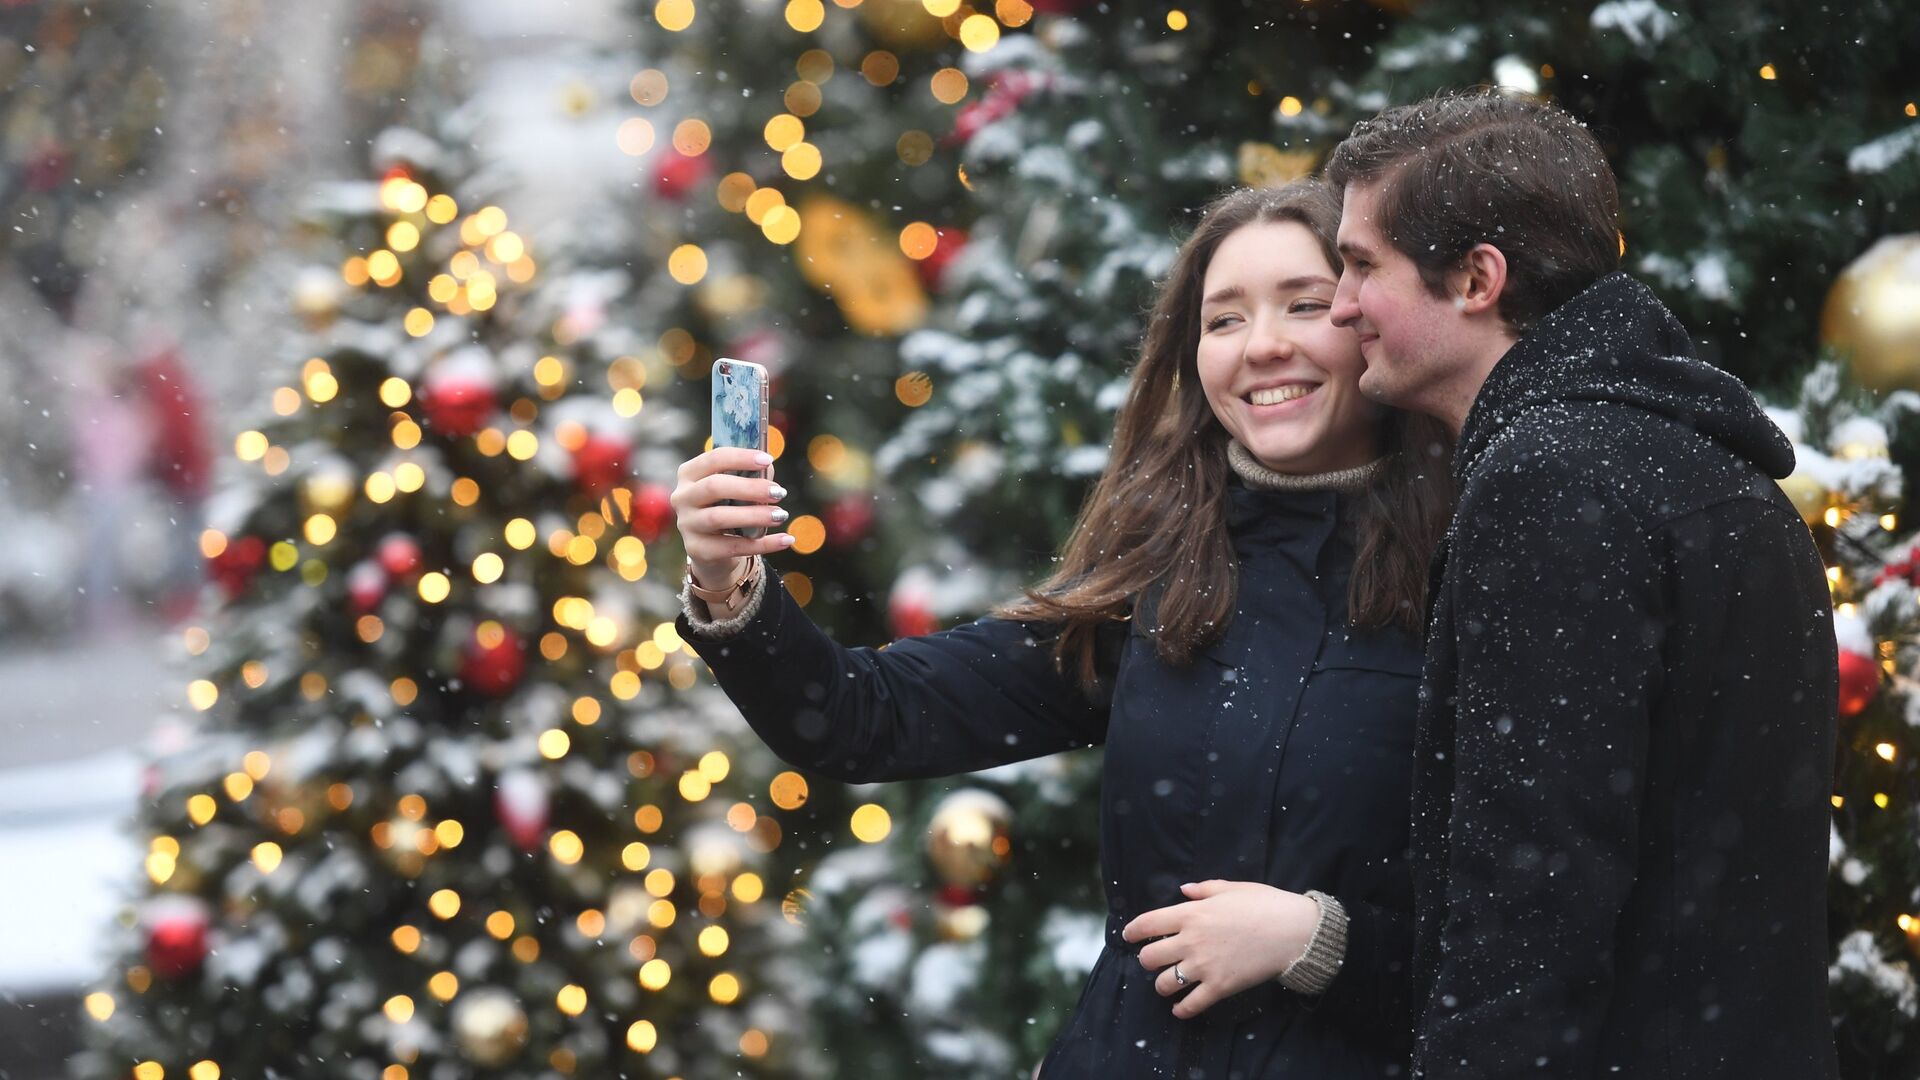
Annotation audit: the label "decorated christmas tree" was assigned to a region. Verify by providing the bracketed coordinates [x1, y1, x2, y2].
[1783, 240, 1920, 1078]
[72, 124, 820, 1078]
[1346, 0, 1920, 391]
[600, 2, 1080, 1071]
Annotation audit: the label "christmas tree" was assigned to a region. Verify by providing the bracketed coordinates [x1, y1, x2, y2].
[73, 124, 818, 1078]
[1346, 0, 1920, 392]
[600, 2, 1064, 1071]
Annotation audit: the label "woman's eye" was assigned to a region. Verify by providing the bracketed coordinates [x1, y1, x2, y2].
[1205, 314, 1240, 331]
[1289, 301, 1330, 315]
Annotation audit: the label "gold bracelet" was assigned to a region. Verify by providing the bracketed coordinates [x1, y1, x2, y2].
[686, 556, 760, 608]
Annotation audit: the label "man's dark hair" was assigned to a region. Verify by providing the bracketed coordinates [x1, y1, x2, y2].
[1325, 88, 1621, 331]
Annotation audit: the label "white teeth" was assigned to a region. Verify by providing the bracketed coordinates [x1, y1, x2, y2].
[1248, 385, 1314, 406]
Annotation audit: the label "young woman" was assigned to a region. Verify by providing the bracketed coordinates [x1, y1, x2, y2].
[670, 180, 1452, 1078]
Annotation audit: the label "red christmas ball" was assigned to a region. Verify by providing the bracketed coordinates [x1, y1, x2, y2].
[824, 494, 876, 548]
[653, 152, 712, 201]
[889, 587, 937, 640]
[630, 483, 675, 544]
[936, 883, 985, 908]
[347, 561, 389, 614]
[420, 378, 498, 438]
[1839, 649, 1881, 718]
[571, 435, 632, 498]
[207, 535, 267, 599]
[495, 769, 550, 851]
[147, 911, 210, 980]
[377, 534, 424, 580]
[462, 627, 527, 697]
[917, 228, 969, 292]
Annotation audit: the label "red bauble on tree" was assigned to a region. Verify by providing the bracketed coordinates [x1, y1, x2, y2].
[630, 483, 675, 544]
[1838, 649, 1882, 718]
[653, 152, 712, 201]
[420, 376, 498, 438]
[948, 72, 1044, 145]
[346, 561, 388, 614]
[146, 903, 211, 981]
[824, 493, 876, 548]
[462, 625, 527, 697]
[889, 571, 938, 639]
[916, 227, 969, 292]
[571, 434, 632, 498]
[207, 535, 267, 599]
[495, 769, 550, 851]
[377, 534, 424, 580]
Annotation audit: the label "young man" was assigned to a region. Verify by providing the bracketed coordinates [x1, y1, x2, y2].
[1326, 90, 1839, 1078]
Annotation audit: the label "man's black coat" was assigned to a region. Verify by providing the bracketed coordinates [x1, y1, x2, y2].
[1411, 272, 1839, 1078]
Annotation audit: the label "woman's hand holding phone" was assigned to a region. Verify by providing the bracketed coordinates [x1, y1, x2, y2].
[672, 448, 796, 597]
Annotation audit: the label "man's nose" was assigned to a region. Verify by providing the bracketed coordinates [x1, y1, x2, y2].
[1330, 276, 1361, 329]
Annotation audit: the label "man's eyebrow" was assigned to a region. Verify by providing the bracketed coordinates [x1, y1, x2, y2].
[1337, 241, 1374, 260]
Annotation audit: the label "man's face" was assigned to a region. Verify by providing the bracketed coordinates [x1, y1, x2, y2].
[1331, 180, 1466, 416]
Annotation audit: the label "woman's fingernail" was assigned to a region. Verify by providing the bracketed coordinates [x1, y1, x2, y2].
[753, 452, 774, 467]
[770, 508, 790, 524]
[769, 485, 788, 501]
[779, 533, 797, 546]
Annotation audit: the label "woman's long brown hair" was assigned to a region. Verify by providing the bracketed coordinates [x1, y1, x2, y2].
[999, 180, 1454, 687]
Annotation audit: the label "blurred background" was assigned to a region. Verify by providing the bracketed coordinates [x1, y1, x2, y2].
[2, 0, 1918, 1077]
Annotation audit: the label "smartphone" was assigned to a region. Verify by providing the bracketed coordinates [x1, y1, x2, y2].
[711, 357, 771, 539]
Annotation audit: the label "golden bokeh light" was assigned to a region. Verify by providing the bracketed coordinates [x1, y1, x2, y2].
[656, 0, 695, 30]
[959, 13, 1000, 51]
[781, 142, 822, 180]
[764, 114, 805, 152]
[850, 802, 892, 842]
[861, 50, 900, 86]
[617, 118, 657, 156]
[668, 244, 709, 285]
[769, 771, 810, 810]
[631, 69, 669, 105]
[930, 68, 969, 105]
[787, 514, 825, 554]
[672, 119, 713, 156]
[550, 829, 585, 864]
[785, 0, 824, 31]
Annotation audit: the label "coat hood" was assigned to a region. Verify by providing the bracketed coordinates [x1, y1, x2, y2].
[1455, 272, 1795, 483]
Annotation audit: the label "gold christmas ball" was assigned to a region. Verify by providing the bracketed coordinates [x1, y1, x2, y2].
[1823, 234, 1920, 394]
[936, 902, 990, 941]
[453, 988, 530, 1066]
[1777, 469, 1829, 525]
[926, 789, 1012, 889]
[301, 457, 358, 516]
[858, 0, 946, 49]
[1238, 143, 1317, 189]
[292, 268, 343, 329]
[559, 80, 596, 118]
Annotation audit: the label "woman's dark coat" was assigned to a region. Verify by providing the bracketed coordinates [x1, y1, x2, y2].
[682, 482, 1423, 1078]
[1410, 272, 1838, 1078]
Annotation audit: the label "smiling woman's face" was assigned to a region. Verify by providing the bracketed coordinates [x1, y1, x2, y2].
[1196, 219, 1382, 475]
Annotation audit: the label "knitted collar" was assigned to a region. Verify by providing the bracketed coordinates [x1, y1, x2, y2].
[1226, 439, 1387, 494]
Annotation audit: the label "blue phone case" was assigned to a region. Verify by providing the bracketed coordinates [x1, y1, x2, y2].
[712, 359, 770, 539]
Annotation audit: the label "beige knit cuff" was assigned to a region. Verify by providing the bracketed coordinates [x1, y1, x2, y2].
[1277, 890, 1348, 997]
[679, 563, 771, 639]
